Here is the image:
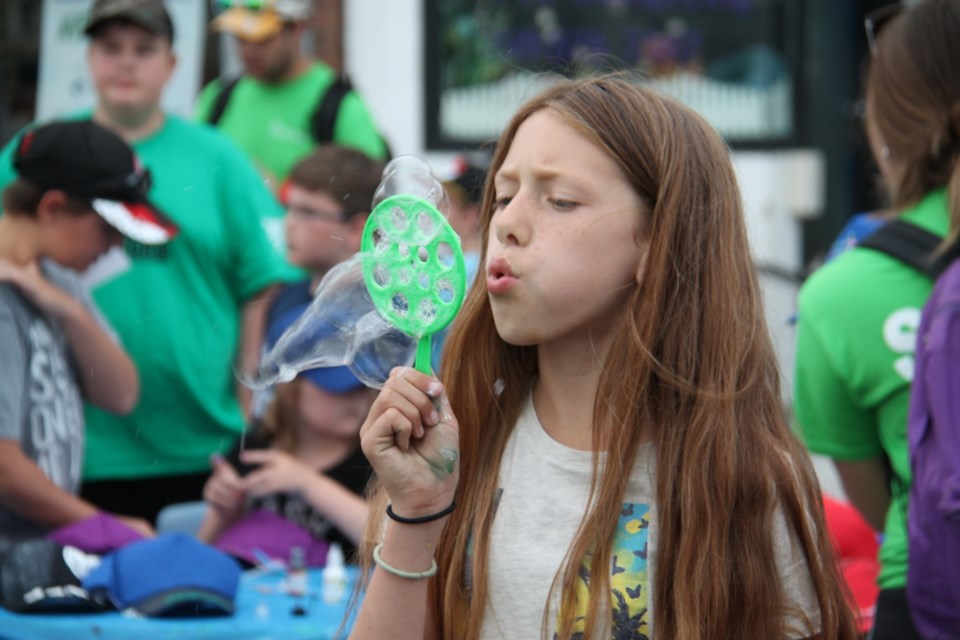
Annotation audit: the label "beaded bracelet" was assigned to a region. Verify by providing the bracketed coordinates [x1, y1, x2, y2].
[386, 500, 457, 525]
[372, 543, 438, 579]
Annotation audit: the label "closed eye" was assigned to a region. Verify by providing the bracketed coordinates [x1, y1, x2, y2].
[550, 198, 579, 211]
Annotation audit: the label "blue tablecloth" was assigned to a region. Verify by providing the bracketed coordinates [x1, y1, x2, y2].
[0, 567, 360, 640]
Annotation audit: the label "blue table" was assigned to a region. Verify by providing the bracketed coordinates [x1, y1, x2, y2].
[0, 567, 361, 640]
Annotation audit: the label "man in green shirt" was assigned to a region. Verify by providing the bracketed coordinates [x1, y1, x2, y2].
[0, 0, 300, 524]
[196, 0, 388, 190]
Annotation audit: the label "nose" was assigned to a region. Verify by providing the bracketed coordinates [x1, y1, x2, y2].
[492, 194, 528, 247]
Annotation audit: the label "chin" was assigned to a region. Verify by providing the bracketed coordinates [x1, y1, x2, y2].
[492, 320, 541, 347]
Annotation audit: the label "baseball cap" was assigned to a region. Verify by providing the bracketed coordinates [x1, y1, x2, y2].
[214, 508, 330, 568]
[84, 0, 175, 41]
[213, 0, 311, 42]
[82, 533, 241, 617]
[265, 301, 366, 394]
[0, 539, 107, 614]
[13, 120, 178, 245]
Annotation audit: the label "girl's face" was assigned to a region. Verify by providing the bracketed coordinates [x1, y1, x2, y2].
[87, 23, 175, 116]
[487, 110, 647, 351]
[296, 381, 370, 440]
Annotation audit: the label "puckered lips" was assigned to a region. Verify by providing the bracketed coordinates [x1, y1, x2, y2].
[487, 257, 517, 294]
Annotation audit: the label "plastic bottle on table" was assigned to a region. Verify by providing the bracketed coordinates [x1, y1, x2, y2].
[321, 543, 348, 605]
[286, 545, 308, 597]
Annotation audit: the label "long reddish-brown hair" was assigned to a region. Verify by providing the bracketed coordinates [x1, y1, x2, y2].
[362, 74, 857, 639]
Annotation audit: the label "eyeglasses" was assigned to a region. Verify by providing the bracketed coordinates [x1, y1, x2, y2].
[865, 3, 902, 56]
[286, 205, 348, 223]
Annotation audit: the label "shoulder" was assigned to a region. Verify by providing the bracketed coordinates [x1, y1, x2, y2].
[0, 284, 25, 324]
[40, 260, 84, 299]
[161, 114, 235, 146]
[196, 78, 225, 103]
[266, 280, 312, 328]
[800, 245, 929, 316]
[306, 62, 337, 86]
[159, 114, 267, 170]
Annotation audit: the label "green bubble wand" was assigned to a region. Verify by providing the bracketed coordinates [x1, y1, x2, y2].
[360, 194, 467, 375]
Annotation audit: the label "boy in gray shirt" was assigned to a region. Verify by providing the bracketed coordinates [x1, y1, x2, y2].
[0, 120, 177, 551]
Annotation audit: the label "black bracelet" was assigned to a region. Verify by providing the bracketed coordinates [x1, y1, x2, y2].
[386, 501, 457, 524]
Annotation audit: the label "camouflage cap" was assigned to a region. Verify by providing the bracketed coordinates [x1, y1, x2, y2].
[84, 0, 175, 42]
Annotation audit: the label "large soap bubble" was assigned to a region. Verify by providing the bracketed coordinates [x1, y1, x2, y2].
[248, 255, 416, 389]
[246, 155, 465, 389]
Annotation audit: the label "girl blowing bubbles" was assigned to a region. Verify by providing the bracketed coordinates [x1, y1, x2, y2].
[353, 75, 857, 639]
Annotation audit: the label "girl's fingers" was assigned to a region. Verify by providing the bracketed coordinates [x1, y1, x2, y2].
[384, 367, 444, 428]
[362, 406, 415, 457]
[375, 367, 443, 437]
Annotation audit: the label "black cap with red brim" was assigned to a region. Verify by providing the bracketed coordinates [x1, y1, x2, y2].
[13, 120, 178, 245]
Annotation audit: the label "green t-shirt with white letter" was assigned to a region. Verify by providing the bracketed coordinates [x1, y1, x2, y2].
[794, 189, 948, 589]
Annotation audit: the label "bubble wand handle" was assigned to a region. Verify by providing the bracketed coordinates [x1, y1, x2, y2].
[414, 338, 433, 376]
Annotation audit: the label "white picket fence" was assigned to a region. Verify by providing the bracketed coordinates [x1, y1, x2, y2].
[440, 70, 792, 142]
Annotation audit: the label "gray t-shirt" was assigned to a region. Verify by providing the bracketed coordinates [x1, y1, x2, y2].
[0, 260, 113, 549]
[479, 395, 820, 639]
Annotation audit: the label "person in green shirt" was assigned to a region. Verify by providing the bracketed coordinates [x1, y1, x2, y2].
[794, 2, 958, 637]
[0, 0, 300, 525]
[196, 0, 388, 191]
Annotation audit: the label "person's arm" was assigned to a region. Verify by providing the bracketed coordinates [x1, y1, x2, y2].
[351, 368, 460, 640]
[237, 284, 282, 418]
[794, 291, 887, 530]
[0, 440, 97, 526]
[239, 449, 369, 544]
[0, 440, 152, 538]
[832, 458, 890, 531]
[0, 260, 137, 413]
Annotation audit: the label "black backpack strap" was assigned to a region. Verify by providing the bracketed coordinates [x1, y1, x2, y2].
[310, 73, 354, 144]
[206, 75, 243, 126]
[858, 219, 954, 279]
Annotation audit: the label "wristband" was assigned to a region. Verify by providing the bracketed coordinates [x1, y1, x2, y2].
[386, 500, 456, 525]
[372, 543, 437, 579]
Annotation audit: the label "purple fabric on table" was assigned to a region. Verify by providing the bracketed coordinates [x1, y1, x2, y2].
[46, 513, 144, 555]
[907, 257, 960, 638]
[214, 509, 329, 568]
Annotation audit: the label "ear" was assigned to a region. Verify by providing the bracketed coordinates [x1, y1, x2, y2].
[35, 190, 70, 224]
[163, 49, 178, 83]
[634, 240, 649, 286]
[346, 213, 368, 253]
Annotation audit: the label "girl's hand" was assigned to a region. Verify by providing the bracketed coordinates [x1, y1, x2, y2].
[239, 449, 315, 497]
[203, 454, 246, 518]
[360, 367, 460, 517]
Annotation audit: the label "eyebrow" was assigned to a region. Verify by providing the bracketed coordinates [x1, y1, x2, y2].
[494, 166, 568, 185]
